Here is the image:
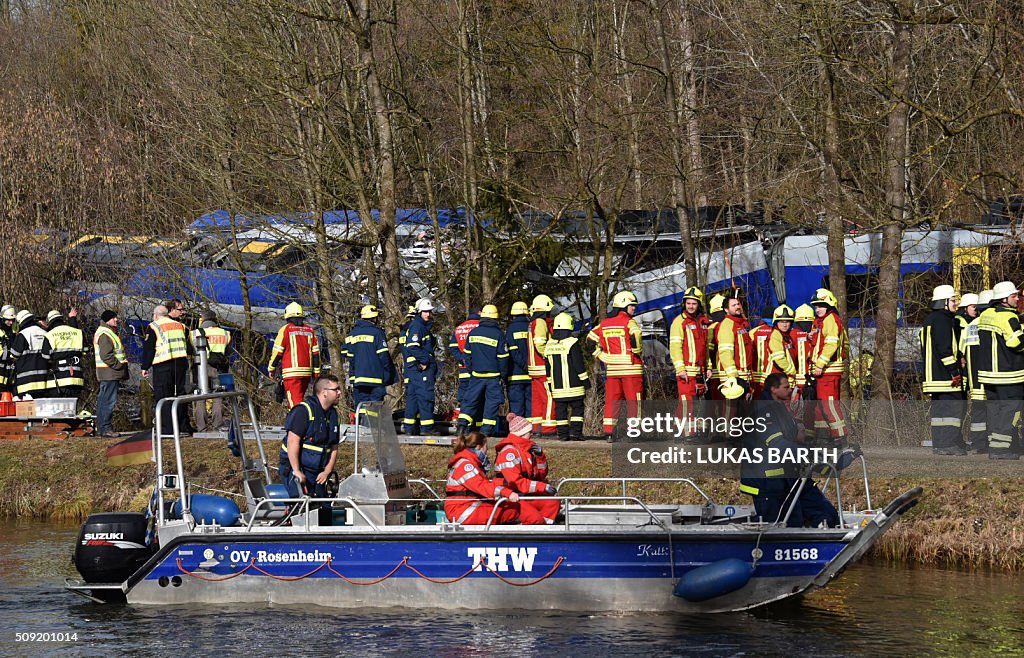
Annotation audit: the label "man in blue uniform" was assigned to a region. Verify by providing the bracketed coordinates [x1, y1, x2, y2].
[402, 298, 440, 435]
[457, 304, 509, 437]
[343, 304, 395, 411]
[279, 375, 342, 497]
[505, 301, 532, 418]
[741, 373, 841, 527]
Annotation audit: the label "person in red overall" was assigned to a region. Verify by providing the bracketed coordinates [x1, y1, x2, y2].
[809, 288, 849, 446]
[754, 305, 798, 401]
[445, 432, 526, 525]
[268, 302, 321, 408]
[494, 413, 559, 524]
[669, 287, 708, 436]
[748, 308, 775, 400]
[528, 294, 557, 436]
[588, 290, 644, 440]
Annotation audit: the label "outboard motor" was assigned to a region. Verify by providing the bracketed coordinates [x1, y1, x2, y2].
[74, 512, 153, 585]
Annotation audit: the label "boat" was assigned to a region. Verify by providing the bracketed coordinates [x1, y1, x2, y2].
[65, 362, 922, 613]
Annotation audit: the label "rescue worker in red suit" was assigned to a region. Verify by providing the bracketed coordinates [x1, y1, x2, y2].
[268, 302, 321, 408]
[669, 287, 708, 436]
[587, 290, 644, 440]
[809, 288, 849, 445]
[494, 413, 560, 524]
[528, 294, 556, 436]
[446, 432, 544, 525]
[449, 306, 481, 430]
[755, 305, 798, 401]
[791, 304, 814, 400]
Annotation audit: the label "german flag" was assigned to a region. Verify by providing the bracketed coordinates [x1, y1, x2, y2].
[106, 431, 154, 466]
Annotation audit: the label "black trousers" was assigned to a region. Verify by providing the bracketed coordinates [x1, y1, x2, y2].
[985, 383, 1023, 455]
[929, 390, 965, 451]
[554, 395, 584, 439]
[153, 359, 192, 435]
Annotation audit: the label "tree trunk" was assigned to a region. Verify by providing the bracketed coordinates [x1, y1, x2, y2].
[871, 10, 911, 401]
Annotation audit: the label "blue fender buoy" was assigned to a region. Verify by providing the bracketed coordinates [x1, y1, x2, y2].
[172, 494, 241, 526]
[674, 559, 755, 602]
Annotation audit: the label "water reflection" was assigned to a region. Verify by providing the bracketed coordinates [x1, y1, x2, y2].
[0, 520, 1020, 656]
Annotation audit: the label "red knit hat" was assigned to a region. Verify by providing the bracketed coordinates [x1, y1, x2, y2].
[506, 413, 532, 437]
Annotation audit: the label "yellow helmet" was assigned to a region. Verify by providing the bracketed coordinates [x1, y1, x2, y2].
[612, 290, 639, 308]
[708, 293, 726, 314]
[510, 301, 529, 316]
[794, 304, 814, 322]
[811, 288, 838, 308]
[682, 287, 704, 305]
[406, 305, 416, 318]
[772, 304, 794, 323]
[480, 304, 499, 319]
[284, 302, 304, 319]
[531, 294, 554, 313]
[360, 304, 379, 319]
[552, 312, 574, 331]
[720, 378, 746, 400]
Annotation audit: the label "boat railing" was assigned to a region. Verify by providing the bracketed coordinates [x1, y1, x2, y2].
[407, 479, 444, 500]
[484, 494, 672, 530]
[785, 453, 872, 529]
[554, 477, 714, 505]
[244, 496, 382, 531]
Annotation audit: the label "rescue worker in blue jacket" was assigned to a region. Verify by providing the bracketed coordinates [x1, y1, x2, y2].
[449, 306, 481, 428]
[402, 298, 440, 435]
[505, 301, 532, 419]
[343, 304, 395, 410]
[279, 375, 342, 497]
[398, 304, 415, 385]
[741, 372, 842, 527]
[457, 304, 509, 437]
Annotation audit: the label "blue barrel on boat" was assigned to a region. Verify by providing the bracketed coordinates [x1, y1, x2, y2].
[218, 373, 235, 391]
[674, 559, 754, 602]
[171, 494, 241, 526]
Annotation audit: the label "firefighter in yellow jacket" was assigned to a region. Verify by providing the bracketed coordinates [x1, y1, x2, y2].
[545, 313, 590, 441]
[920, 285, 966, 455]
[587, 291, 644, 440]
[977, 281, 1024, 460]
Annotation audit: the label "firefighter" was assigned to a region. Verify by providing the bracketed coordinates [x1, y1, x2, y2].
[402, 298, 440, 435]
[669, 287, 708, 435]
[961, 290, 991, 453]
[449, 306, 481, 429]
[791, 304, 814, 397]
[495, 413, 559, 523]
[587, 290, 644, 440]
[749, 305, 780, 400]
[0, 306, 15, 394]
[190, 310, 231, 433]
[545, 312, 590, 441]
[457, 304, 508, 437]
[10, 310, 52, 399]
[505, 301, 532, 418]
[755, 305, 798, 401]
[705, 293, 727, 398]
[977, 281, 1024, 460]
[713, 291, 752, 403]
[809, 288, 849, 446]
[268, 302, 321, 409]
[920, 285, 966, 455]
[445, 431, 528, 525]
[528, 294, 556, 436]
[342, 304, 395, 413]
[45, 309, 86, 402]
[956, 293, 979, 336]
[141, 303, 193, 435]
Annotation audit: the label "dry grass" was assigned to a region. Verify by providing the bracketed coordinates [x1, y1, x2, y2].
[2, 438, 1022, 571]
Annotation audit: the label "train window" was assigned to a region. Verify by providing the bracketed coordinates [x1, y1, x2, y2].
[901, 271, 946, 325]
[824, 273, 878, 318]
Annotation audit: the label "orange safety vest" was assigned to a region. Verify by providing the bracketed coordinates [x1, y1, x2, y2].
[150, 316, 188, 365]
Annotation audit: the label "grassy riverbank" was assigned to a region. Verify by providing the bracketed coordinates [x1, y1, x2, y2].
[1, 438, 1021, 571]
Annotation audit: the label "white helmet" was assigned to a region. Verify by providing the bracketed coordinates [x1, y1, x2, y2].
[415, 298, 434, 312]
[991, 281, 1019, 301]
[931, 285, 955, 302]
[978, 290, 994, 306]
[958, 293, 979, 308]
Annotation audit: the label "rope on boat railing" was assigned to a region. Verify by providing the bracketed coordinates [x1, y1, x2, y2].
[326, 557, 408, 585]
[176, 555, 568, 586]
[176, 558, 253, 581]
[478, 556, 566, 586]
[250, 560, 330, 581]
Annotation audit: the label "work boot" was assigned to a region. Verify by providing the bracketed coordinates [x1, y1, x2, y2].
[988, 450, 1020, 460]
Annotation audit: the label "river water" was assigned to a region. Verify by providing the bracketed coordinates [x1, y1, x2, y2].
[0, 519, 1020, 657]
